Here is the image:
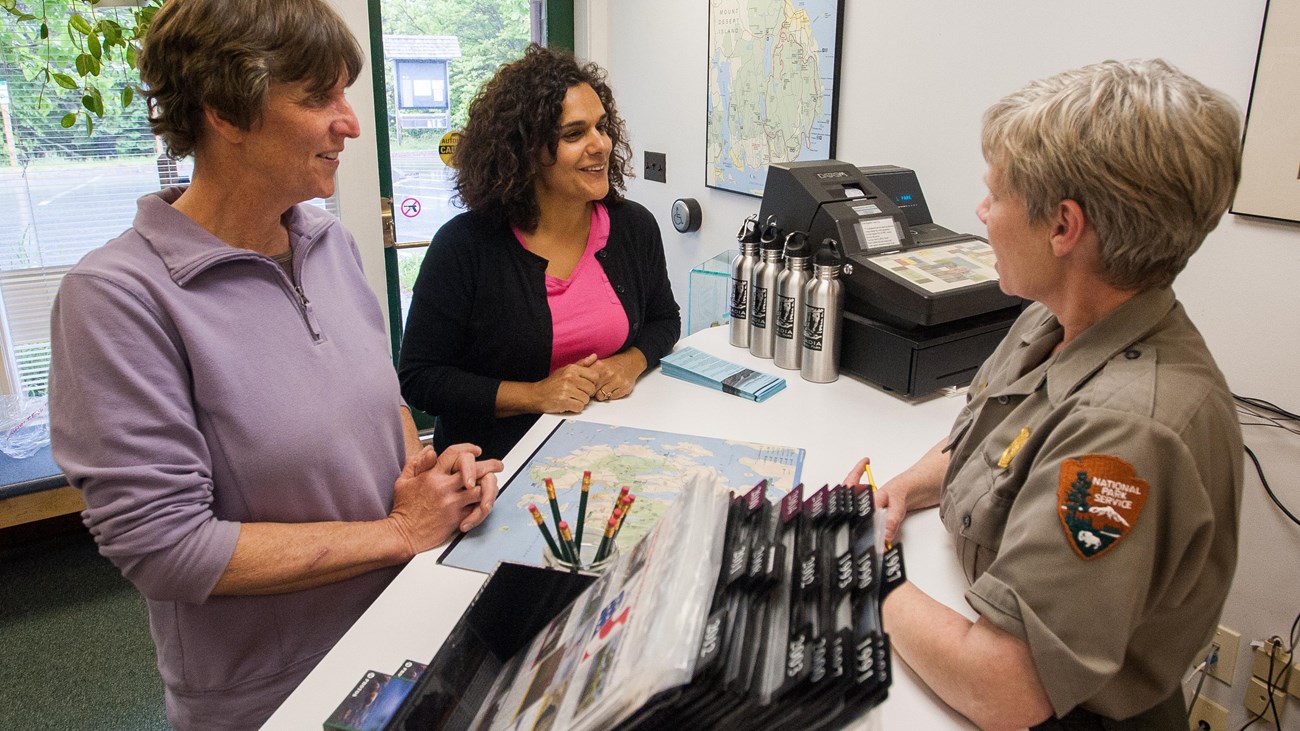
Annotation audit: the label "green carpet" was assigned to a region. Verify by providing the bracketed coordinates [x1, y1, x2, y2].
[0, 521, 170, 730]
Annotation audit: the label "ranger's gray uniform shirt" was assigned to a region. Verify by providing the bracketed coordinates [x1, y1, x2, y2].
[939, 287, 1242, 718]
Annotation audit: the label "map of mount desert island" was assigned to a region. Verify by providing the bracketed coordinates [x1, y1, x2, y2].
[708, 0, 840, 195]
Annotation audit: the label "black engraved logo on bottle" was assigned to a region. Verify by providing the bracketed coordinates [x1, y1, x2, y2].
[730, 277, 748, 319]
[751, 286, 768, 328]
[803, 304, 825, 351]
[775, 294, 795, 339]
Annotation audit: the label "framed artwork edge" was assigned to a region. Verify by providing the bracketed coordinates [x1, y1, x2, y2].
[1231, 0, 1300, 225]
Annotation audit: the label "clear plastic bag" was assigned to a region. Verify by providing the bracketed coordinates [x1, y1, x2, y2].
[0, 394, 50, 460]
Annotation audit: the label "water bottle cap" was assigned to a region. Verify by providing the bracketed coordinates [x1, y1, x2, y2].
[814, 238, 845, 267]
[759, 215, 783, 250]
[736, 214, 760, 244]
[782, 231, 811, 259]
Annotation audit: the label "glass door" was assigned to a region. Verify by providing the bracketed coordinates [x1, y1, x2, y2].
[337, 0, 571, 429]
[367, 0, 570, 354]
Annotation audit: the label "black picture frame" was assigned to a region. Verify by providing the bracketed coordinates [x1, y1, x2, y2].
[1232, 0, 1300, 223]
[704, 0, 846, 198]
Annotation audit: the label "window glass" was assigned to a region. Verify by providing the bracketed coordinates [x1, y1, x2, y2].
[380, 0, 539, 326]
[0, 11, 336, 397]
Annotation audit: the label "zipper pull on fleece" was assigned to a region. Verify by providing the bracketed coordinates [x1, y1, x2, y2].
[295, 285, 323, 341]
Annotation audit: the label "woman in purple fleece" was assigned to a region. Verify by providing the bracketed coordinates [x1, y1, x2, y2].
[47, 1, 501, 728]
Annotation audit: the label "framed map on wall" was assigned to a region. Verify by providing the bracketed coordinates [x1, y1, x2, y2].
[1233, 0, 1300, 223]
[706, 0, 845, 197]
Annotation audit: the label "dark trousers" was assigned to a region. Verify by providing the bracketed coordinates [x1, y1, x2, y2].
[1031, 687, 1185, 731]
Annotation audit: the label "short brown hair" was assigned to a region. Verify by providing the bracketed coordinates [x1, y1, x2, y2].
[982, 59, 1241, 291]
[140, 0, 363, 159]
[453, 44, 633, 232]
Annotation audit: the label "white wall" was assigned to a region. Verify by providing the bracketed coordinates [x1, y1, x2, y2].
[588, 1, 1300, 726]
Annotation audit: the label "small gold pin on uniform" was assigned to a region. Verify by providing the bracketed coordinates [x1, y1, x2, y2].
[998, 427, 1031, 469]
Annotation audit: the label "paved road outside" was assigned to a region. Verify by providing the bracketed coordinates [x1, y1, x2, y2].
[0, 149, 460, 271]
[388, 148, 463, 245]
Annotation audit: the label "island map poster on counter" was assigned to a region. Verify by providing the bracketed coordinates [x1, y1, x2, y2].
[439, 419, 804, 573]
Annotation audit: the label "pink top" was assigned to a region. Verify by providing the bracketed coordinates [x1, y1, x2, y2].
[515, 203, 629, 373]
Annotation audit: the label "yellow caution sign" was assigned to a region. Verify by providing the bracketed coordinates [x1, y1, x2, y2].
[439, 130, 462, 168]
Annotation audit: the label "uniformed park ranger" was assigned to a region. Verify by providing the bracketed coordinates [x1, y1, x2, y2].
[845, 59, 1243, 730]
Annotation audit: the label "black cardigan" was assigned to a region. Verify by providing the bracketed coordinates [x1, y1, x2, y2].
[398, 199, 681, 460]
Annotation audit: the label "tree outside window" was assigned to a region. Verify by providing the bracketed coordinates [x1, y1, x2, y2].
[1, 1, 158, 398]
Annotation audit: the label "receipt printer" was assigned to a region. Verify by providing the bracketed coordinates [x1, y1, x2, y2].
[757, 160, 1024, 397]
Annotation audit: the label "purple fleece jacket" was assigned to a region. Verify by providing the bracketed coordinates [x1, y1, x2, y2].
[49, 188, 405, 729]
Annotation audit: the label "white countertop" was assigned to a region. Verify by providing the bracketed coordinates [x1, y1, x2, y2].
[263, 325, 976, 730]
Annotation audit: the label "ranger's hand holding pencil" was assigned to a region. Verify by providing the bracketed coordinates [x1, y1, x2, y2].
[844, 438, 949, 546]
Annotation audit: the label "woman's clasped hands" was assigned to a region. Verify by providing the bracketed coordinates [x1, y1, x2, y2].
[387, 443, 503, 557]
[530, 349, 647, 413]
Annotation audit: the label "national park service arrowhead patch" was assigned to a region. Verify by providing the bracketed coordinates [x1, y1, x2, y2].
[1057, 455, 1148, 559]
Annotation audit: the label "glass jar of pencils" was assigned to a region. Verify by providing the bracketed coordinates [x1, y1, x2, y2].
[542, 539, 620, 574]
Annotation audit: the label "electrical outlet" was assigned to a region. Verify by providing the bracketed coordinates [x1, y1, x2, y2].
[644, 151, 666, 183]
[1188, 696, 1228, 731]
[1290, 659, 1300, 700]
[1253, 640, 1293, 686]
[1245, 676, 1288, 718]
[1206, 625, 1240, 684]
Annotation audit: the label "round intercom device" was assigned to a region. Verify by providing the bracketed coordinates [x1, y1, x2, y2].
[670, 198, 702, 233]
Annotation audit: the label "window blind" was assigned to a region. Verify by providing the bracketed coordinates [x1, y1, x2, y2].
[2, 36, 338, 398]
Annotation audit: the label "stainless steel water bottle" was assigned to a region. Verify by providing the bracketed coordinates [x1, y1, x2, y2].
[801, 238, 846, 383]
[748, 217, 783, 358]
[729, 215, 761, 348]
[773, 231, 812, 370]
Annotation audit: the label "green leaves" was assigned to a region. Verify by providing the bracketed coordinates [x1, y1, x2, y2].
[56, 107, 95, 135]
[74, 53, 103, 77]
[4, 0, 159, 136]
[98, 18, 123, 47]
[52, 72, 80, 90]
[2, 1, 38, 22]
[68, 13, 94, 36]
[82, 89, 104, 117]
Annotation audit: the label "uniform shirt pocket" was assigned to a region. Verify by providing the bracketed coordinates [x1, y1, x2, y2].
[947, 416, 1033, 580]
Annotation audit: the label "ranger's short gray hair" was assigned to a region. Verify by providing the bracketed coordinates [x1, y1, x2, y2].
[982, 59, 1241, 291]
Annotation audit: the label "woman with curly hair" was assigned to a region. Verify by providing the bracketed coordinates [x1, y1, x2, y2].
[399, 44, 681, 460]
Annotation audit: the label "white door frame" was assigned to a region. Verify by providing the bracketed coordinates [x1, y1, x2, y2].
[328, 0, 391, 335]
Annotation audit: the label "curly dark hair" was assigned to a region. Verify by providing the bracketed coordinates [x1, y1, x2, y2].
[140, 0, 363, 160]
[453, 44, 634, 232]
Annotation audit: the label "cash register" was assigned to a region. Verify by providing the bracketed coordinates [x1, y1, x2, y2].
[756, 160, 1024, 397]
